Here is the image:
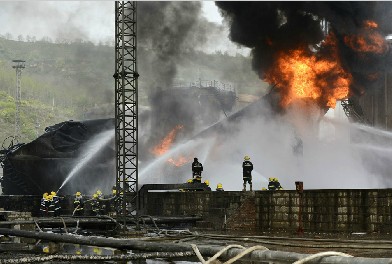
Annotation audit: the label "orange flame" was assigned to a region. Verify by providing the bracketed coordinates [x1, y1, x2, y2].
[151, 125, 183, 156]
[363, 20, 378, 29]
[168, 156, 190, 167]
[344, 20, 387, 54]
[264, 33, 351, 108]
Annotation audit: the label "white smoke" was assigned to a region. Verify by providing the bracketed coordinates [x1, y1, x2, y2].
[139, 98, 392, 191]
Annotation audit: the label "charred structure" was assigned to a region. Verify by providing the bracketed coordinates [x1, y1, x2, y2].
[1, 119, 115, 195]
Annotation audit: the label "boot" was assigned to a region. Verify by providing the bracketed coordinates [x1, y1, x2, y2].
[242, 183, 246, 191]
[250, 183, 253, 191]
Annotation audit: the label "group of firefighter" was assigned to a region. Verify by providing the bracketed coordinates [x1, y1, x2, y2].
[189, 156, 283, 192]
[39, 191, 61, 216]
[40, 156, 283, 216]
[40, 187, 124, 217]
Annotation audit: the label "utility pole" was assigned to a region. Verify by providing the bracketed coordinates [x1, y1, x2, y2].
[12, 60, 25, 139]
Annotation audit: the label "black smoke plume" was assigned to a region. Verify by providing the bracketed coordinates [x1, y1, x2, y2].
[138, 2, 205, 89]
[216, 1, 392, 98]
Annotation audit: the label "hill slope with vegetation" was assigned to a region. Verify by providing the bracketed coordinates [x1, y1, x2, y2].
[0, 37, 265, 143]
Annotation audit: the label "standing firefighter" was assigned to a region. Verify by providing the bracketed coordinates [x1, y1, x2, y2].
[91, 193, 101, 216]
[51, 191, 61, 217]
[242, 155, 253, 191]
[111, 188, 123, 214]
[40, 193, 49, 216]
[73, 191, 84, 216]
[192, 157, 203, 183]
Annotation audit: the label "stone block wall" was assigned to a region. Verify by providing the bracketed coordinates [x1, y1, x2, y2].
[2, 189, 392, 234]
[143, 189, 392, 233]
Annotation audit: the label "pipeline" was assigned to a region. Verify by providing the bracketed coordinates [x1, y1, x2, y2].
[1, 228, 392, 263]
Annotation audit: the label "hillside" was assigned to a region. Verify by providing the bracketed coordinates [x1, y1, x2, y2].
[0, 37, 266, 143]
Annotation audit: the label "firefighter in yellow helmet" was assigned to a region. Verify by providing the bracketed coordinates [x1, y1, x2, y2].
[47, 194, 55, 217]
[73, 191, 84, 216]
[274, 177, 283, 190]
[111, 186, 123, 214]
[96, 190, 103, 199]
[242, 155, 253, 191]
[192, 157, 203, 183]
[40, 193, 49, 216]
[216, 183, 224, 191]
[204, 180, 210, 186]
[91, 193, 101, 216]
[268, 177, 276, 190]
[49, 191, 61, 216]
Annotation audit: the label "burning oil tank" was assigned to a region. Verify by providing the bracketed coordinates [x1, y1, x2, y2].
[1, 118, 115, 195]
[145, 82, 236, 159]
[0, 82, 237, 195]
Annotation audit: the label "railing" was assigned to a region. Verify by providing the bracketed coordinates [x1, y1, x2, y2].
[173, 80, 235, 93]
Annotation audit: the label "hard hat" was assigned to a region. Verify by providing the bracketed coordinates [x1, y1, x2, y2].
[274, 178, 278, 182]
[93, 193, 98, 198]
[43, 192, 48, 198]
[76, 191, 81, 196]
[112, 189, 117, 194]
[269, 177, 273, 181]
[217, 183, 223, 189]
[93, 247, 102, 255]
[187, 179, 193, 183]
[43, 246, 49, 253]
[262, 187, 267, 190]
[51, 191, 56, 196]
[244, 155, 250, 160]
[194, 157, 198, 161]
[204, 180, 210, 186]
[47, 195, 53, 200]
[96, 190, 102, 195]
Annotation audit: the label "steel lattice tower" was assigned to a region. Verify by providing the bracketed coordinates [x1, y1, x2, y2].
[114, 1, 139, 222]
[12, 60, 25, 139]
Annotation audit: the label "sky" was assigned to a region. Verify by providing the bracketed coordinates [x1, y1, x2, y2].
[0, 1, 244, 53]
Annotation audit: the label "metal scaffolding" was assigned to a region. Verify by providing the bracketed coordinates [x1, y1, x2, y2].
[12, 60, 25, 139]
[114, 1, 139, 221]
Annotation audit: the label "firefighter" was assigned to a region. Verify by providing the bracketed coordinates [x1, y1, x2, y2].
[111, 189, 123, 214]
[73, 191, 84, 216]
[192, 157, 203, 183]
[274, 178, 283, 190]
[242, 155, 253, 191]
[47, 194, 55, 217]
[91, 193, 101, 216]
[40, 192, 49, 216]
[51, 191, 61, 216]
[216, 183, 224, 191]
[96, 190, 103, 199]
[268, 177, 276, 191]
